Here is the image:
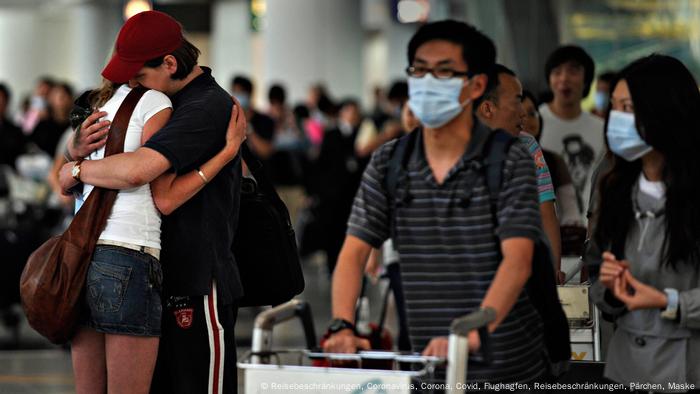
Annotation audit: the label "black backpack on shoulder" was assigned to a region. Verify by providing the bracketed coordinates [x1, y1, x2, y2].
[232, 143, 305, 307]
[385, 128, 570, 373]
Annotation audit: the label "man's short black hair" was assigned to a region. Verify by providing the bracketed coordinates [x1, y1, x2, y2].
[407, 20, 496, 77]
[339, 98, 360, 110]
[144, 38, 201, 80]
[54, 82, 74, 99]
[38, 76, 55, 87]
[544, 45, 595, 97]
[475, 64, 516, 108]
[268, 84, 286, 105]
[387, 80, 408, 103]
[293, 104, 309, 120]
[597, 71, 617, 86]
[0, 82, 10, 102]
[232, 75, 253, 94]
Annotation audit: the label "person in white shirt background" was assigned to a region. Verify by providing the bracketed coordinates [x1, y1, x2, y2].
[538, 45, 605, 221]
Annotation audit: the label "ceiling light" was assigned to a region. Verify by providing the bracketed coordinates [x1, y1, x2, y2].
[124, 0, 153, 20]
[397, 0, 429, 23]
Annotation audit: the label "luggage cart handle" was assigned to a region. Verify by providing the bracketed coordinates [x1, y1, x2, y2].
[252, 300, 317, 353]
[447, 307, 496, 394]
[450, 307, 496, 365]
[562, 257, 584, 284]
[305, 350, 444, 375]
[449, 307, 496, 336]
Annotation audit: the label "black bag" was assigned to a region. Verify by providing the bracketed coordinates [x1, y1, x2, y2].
[232, 143, 305, 307]
[386, 128, 571, 372]
[295, 196, 325, 258]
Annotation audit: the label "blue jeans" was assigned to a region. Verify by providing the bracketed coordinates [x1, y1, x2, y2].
[81, 245, 163, 336]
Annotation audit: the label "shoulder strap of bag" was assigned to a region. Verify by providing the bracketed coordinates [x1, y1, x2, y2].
[240, 142, 292, 224]
[385, 130, 417, 199]
[65, 87, 148, 247]
[384, 129, 419, 243]
[482, 129, 516, 220]
[103, 87, 147, 157]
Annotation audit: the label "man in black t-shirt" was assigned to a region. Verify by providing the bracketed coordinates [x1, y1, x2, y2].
[0, 83, 27, 169]
[61, 11, 246, 393]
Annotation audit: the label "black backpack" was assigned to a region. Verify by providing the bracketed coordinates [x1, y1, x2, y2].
[385, 128, 571, 371]
[232, 143, 305, 307]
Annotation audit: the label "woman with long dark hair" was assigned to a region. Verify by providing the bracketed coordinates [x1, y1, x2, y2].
[589, 54, 700, 386]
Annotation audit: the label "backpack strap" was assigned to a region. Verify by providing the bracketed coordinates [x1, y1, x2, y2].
[482, 129, 516, 225]
[384, 129, 419, 243]
[385, 130, 418, 200]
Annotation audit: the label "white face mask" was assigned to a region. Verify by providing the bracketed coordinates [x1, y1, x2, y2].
[607, 110, 653, 161]
[594, 91, 609, 112]
[408, 74, 471, 129]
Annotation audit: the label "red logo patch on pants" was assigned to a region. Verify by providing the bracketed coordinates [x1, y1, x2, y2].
[174, 308, 194, 329]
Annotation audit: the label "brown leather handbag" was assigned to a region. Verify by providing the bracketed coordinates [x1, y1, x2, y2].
[20, 87, 147, 344]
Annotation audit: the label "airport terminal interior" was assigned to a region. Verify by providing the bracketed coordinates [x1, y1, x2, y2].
[2, 0, 700, 392]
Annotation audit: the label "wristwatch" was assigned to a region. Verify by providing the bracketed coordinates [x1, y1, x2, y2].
[71, 160, 83, 182]
[326, 318, 355, 335]
[660, 288, 679, 320]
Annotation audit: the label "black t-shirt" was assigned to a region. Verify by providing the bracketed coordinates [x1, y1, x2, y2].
[30, 119, 69, 156]
[144, 67, 242, 304]
[0, 118, 26, 168]
[250, 111, 275, 142]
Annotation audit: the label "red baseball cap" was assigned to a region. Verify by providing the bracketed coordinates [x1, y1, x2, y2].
[101, 11, 183, 83]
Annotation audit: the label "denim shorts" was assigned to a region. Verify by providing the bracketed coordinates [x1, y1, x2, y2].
[81, 245, 163, 337]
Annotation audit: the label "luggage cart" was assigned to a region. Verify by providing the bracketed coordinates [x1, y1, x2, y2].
[558, 256, 606, 386]
[559, 256, 602, 362]
[238, 300, 495, 394]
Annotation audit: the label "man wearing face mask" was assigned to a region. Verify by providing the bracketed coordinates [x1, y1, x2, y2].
[313, 99, 369, 275]
[591, 71, 617, 119]
[231, 75, 275, 161]
[324, 20, 548, 384]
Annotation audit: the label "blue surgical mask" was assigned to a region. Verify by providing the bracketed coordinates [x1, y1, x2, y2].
[233, 92, 250, 111]
[607, 110, 652, 161]
[408, 74, 470, 129]
[594, 91, 609, 112]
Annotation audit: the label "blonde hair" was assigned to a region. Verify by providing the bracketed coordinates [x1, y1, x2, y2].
[89, 79, 120, 109]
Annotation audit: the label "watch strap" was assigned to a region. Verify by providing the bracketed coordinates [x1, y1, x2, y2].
[661, 288, 679, 320]
[72, 159, 84, 181]
[327, 318, 355, 335]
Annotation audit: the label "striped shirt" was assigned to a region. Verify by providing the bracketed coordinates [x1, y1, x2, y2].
[519, 132, 555, 204]
[347, 122, 547, 383]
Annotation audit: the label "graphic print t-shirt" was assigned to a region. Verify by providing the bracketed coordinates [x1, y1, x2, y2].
[538, 103, 604, 218]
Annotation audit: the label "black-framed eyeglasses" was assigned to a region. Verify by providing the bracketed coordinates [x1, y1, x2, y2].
[405, 65, 471, 79]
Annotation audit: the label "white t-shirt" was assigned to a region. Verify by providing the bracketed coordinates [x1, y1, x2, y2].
[78, 85, 172, 249]
[639, 173, 665, 200]
[538, 104, 605, 217]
